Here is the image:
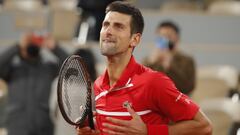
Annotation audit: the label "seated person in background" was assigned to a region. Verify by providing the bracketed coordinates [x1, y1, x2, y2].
[143, 21, 196, 95]
[74, 48, 97, 81]
[0, 32, 68, 135]
[0, 79, 7, 128]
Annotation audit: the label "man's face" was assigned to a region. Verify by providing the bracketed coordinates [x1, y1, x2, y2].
[100, 11, 133, 56]
[157, 27, 179, 45]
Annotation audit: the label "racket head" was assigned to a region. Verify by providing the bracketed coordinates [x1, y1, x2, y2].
[57, 55, 92, 127]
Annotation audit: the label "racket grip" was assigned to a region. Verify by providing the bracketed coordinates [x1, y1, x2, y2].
[88, 102, 95, 129]
[88, 110, 95, 129]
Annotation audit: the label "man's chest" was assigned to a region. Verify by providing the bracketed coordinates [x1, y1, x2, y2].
[94, 80, 169, 126]
[95, 79, 152, 115]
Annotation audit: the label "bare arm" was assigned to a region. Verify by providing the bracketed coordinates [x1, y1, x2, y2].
[169, 111, 212, 135]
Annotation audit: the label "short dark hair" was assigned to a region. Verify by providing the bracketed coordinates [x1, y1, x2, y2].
[106, 1, 144, 35]
[157, 21, 180, 36]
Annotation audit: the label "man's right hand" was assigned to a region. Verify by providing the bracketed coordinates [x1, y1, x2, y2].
[76, 126, 100, 135]
[19, 33, 33, 58]
[19, 33, 32, 49]
[76, 111, 100, 135]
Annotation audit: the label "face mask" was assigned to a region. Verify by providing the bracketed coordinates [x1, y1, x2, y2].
[155, 36, 175, 50]
[26, 43, 40, 58]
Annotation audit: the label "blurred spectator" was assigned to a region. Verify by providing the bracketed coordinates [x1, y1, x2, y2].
[143, 21, 196, 95]
[49, 48, 97, 135]
[229, 116, 240, 135]
[74, 48, 97, 81]
[0, 32, 68, 135]
[229, 76, 240, 135]
[76, 0, 122, 41]
[41, 0, 47, 5]
[0, 79, 7, 128]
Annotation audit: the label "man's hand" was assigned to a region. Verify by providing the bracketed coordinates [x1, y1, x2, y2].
[76, 126, 100, 135]
[102, 105, 147, 135]
[19, 33, 32, 49]
[148, 48, 173, 69]
[42, 34, 57, 50]
[76, 111, 100, 135]
[19, 33, 33, 58]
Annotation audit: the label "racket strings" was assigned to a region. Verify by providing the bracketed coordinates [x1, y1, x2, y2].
[62, 58, 90, 123]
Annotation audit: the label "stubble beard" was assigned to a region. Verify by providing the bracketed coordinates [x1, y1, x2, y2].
[100, 42, 118, 56]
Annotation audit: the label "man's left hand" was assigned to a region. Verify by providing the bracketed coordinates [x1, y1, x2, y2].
[43, 34, 57, 50]
[102, 105, 147, 135]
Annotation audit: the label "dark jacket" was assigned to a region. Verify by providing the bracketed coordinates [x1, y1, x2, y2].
[143, 51, 196, 95]
[0, 44, 68, 135]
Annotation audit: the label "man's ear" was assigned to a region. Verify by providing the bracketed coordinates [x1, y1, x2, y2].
[130, 33, 141, 48]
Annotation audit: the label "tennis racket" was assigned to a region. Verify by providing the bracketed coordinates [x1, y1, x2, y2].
[57, 55, 94, 129]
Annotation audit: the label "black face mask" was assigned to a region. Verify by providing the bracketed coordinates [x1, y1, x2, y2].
[26, 43, 40, 58]
[168, 41, 175, 51]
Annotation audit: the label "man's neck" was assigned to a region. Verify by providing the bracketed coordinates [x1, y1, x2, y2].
[106, 53, 132, 87]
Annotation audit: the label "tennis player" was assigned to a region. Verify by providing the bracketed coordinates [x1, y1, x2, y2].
[77, 1, 212, 135]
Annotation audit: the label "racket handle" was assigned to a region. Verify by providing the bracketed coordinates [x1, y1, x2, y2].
[88, 102, 95, 129]
[88, 109, 95, 129]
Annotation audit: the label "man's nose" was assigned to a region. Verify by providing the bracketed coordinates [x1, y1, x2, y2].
[105, 26, 113, 35]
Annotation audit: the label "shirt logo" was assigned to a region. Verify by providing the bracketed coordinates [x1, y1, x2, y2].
[122, 101, 132, 108]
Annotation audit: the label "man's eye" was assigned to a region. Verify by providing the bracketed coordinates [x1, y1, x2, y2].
[102, 22, 109, 27]
[115, 24, 124, 29]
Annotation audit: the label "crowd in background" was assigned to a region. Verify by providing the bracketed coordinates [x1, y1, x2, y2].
[0, 0, 240, 135]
